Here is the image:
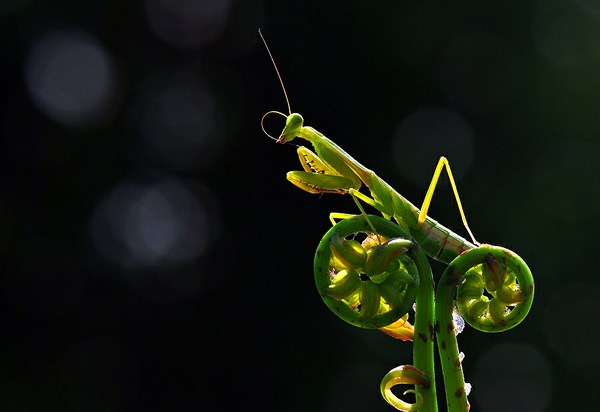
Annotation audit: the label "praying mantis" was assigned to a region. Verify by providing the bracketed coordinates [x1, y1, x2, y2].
[260, 30, 534, 412]
[260, 42, 476, 265]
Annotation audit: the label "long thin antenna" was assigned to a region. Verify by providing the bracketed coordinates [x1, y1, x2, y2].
[259, 29, 291, 115]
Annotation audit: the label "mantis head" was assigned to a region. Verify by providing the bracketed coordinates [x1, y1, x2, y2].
[278, 113, 304, 144]
[261, 111, 304, 144]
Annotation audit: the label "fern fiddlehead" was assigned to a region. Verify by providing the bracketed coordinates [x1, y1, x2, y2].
[314, 215, 438, 411]
[435, 246, 534, 411]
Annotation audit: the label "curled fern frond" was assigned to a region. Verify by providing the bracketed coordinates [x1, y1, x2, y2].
[314, 215, 420, 329]
[436, 244, 534, 411]
[380, 365, 430, 411]
[452, 246, 534, 332]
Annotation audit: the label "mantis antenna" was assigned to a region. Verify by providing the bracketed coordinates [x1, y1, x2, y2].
[260, 29, 292, 141]
[259, 29, 291, 115]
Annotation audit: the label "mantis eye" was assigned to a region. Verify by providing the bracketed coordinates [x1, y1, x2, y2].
[278, 113, 304, 143]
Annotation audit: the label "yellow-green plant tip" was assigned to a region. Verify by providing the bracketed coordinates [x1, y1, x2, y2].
[380, 365, 427, 411]
[324, 269, 361, 299]
[359, 281, 380, 324]
[364, 238, 410, 277]
[483, 253, 505, 292]
[329, 232, 367, 269]
[489, 298, 507, 326]
[494, 285, 526, 305]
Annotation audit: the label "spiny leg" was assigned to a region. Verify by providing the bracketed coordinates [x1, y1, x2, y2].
[419, 157, 479, 245]
[329, 192, 379, 239]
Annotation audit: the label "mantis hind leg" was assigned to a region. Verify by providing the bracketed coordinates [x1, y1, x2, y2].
[329, 192, 379, 235]
[330, 189, 411, 237]
[419, 157, 479, 245]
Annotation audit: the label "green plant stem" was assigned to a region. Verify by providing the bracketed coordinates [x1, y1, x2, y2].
[436, 264, 469, 412]
[408, 245, 438, 412]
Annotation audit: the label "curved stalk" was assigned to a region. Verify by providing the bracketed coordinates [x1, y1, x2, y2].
[435, 270, 469, 412]
[406, 244, 437, 412]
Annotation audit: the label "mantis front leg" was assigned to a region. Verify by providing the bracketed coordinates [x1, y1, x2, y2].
[286, 146, 360, 194]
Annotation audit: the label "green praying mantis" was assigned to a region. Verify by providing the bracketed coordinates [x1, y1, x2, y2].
[260, 30, 534, 412]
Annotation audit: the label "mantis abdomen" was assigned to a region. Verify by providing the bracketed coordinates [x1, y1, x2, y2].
[412, 215, 475, 264]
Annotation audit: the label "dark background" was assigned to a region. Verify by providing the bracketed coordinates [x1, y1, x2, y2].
[1, 1, 599, 411]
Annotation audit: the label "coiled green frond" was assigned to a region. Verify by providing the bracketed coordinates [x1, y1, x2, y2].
[314, 215, 420, 329]
[452, 246, 534, 332]
[380, 365, 430, 411]
[435, 245, 535, 411]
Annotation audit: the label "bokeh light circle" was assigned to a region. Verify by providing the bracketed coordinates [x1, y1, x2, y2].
[90, 177, 217, 270]
[24, 30, 118, 127]
[145, 0, 231, 48]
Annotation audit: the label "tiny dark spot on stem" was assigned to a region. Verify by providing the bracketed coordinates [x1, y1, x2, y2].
[334, 306, 340, 312]
[318, 266, 323, 273]
[317, 250, 323, 258]
[434, 321, 440, 333]
[417, 332, 428, 343]
[455, 387, 464, 398]
[447, 323, 454, 333]
[441, 341, 446, 350]
[446, 271, 462, 287]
